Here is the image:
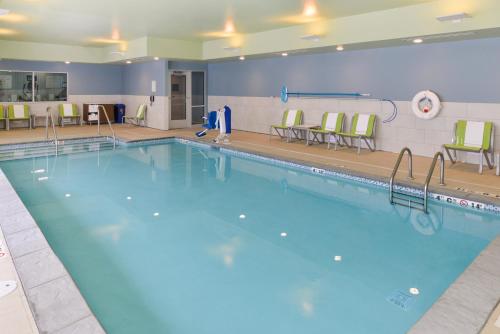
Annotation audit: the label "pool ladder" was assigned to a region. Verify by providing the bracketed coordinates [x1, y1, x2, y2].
[389, 147, 445, 213]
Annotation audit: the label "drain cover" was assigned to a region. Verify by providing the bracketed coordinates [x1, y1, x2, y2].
[0, 281, 17, 299]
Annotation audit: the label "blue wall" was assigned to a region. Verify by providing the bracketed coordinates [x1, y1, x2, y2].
[207, 37, 500, 103]
[122, 60, 167, 96]
[0, 60, 123, 95]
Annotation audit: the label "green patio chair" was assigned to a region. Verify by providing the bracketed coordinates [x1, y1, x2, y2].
[58, 104, 81, 126]
[309, 112, 345, 148]
[123, 104, 147, 126]
[336, 113, 376, 154]
[269, 109, 303, 140]
[0, 105, 6, 130]
[443, 120, 494, 174]
[7, 104, 31, 130]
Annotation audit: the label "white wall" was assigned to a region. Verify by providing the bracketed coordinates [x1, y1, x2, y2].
[208, 95, 500, 163]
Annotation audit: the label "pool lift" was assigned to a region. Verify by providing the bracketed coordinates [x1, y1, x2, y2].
[196, 106, 232, 144]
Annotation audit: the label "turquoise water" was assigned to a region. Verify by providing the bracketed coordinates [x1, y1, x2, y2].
[1, 140, 499, 334]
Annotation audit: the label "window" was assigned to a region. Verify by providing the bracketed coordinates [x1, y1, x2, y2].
[0, 71, 67, 102]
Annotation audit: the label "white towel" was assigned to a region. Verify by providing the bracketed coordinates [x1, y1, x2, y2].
[355, 114, 370, 135]
[63, 104, 73, 117]
[13, 105, 25, 118]
[285, 110, 298, 126]
[464, 121, 485, 148]
[325, 113, 339, 131]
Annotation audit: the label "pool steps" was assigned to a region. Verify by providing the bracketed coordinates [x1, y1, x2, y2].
[0, 138, 115, 161]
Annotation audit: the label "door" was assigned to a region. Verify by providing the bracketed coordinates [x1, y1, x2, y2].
[170, 72, 189, 129]
[169, 71, 206, 129]
[191, 72, 206, 125]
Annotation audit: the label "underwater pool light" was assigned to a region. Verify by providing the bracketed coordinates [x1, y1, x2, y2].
[409, 288, 420, 295]
[334, 255, 342, 262]
[153, 212, 160, 217]
[280, 232, 287, 237]
[65, 194, 71, 198]
[239, 214, 246, 219]
[126, 196, 132, 200]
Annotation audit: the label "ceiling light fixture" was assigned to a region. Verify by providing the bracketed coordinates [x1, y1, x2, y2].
[223, 46, 241, 52]
[224, 18, 235, 34]
[65, 61, 71, 64]
[303, 0, 318, 17]
[436, 12, 471, 23]
[281, 52, 288, 57]
[154, 57, 160, 61]
[336, 45, 344, 51]
[413, 38, 423, 44]
[239, 56, 245, 61]
[125, 60, 132, 64]
[301, 34, 321, 42]
[0, 9, 10, 16]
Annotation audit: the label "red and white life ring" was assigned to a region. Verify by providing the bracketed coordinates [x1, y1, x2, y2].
[411, 90, 441, 120]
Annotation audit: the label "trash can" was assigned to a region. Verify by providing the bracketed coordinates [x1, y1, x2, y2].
[114, 104, 126, 123]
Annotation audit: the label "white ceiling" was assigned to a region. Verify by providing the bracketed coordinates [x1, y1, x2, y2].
[0, 0, 432, 46]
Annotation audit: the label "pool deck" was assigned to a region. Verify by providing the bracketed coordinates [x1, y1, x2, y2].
[0, 124, 499, 333]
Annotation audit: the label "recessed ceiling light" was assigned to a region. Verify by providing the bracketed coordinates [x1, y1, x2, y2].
[303, 0, 318, 17]
[413, 38, 423, 44]
[281, 52, 288, 57]
[126, 60, 132, 64]
[224, 18, 235, 34]
[0, 9, 10, 16]
[64, 61, 71, 64]
[239, 56, 245, 61]
[154, 57, 159, 61]
[336, 45, 344, 51]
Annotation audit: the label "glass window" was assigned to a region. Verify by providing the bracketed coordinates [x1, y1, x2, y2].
[0, 71, 67, 102]
[0, 71, 33, 102]
[35, 72, 67, 102]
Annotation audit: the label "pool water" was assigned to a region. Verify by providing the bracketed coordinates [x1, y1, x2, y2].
[1, 140, 499, 334]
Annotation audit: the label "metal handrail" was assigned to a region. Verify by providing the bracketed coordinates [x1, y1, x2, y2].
[46, 107, 58, 155]
[97, 105, 116, 148]
[423, 152, 446, 213]
[389, 147, 414, 204]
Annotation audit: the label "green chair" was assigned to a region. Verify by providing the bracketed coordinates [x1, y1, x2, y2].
[7, 104, 31, 130]
[123, 104, 147, 126]
[0, 105, 6, 130]
[443, 120, 495, 174]
[58, 104, 81, 127]
[269, 109, 303, 140]
[336, 113, 376, 154]
[309, 112, 345, 148]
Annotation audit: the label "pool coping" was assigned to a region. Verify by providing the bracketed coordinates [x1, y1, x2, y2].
[0, 135, 499, 334]
[0, 170, 105, 334]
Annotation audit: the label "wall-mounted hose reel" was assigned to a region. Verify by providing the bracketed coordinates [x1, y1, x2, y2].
[280, 85, 398, 123]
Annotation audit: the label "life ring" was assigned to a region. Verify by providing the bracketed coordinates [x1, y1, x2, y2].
[411, 90, 441, 120]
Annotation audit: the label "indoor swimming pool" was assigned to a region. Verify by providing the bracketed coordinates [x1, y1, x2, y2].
[1, 139, 499, 334]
